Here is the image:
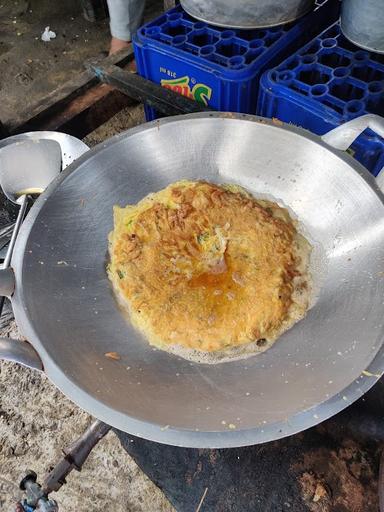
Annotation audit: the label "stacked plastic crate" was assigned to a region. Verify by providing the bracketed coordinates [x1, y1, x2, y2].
[133, 1, 340, 121]
[257, 23, 384, 176]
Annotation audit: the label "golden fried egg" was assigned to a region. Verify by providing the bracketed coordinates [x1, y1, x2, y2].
[108, 181, 311, 363]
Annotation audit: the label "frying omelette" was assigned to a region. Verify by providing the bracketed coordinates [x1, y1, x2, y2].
[108, 181, 311, 363]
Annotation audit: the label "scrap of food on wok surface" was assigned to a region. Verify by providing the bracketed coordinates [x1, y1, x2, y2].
[108, 180, 312, 363]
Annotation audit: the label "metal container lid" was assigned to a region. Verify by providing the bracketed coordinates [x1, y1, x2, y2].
[340, 0, 384, 54]
[180, 0, 315, 29]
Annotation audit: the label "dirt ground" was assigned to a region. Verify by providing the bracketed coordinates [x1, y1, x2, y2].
[0, 0, 161, 129]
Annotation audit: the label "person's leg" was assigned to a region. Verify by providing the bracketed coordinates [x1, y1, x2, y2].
[107, 0, 146, 53]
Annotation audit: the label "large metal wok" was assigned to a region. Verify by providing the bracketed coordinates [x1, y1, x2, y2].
[0, 113, 383, 448]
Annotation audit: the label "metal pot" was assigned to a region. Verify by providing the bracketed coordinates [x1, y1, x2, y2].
[180, 0, 315, 29]
[0, 113, 383, 449]
[341, 0, 384, 54]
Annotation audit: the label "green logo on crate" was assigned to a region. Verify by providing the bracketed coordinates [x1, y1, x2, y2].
[161, 76, 212, 106]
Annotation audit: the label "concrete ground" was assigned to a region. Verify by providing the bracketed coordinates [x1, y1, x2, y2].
[0, 1, 174, 511]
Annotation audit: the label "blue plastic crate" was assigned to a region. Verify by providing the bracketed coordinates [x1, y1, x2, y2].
[133, 1, 340, 121]
[258, 22, 384, 176]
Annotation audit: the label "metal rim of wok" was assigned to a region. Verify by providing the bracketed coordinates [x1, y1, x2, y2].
[8, 112, 384, 448]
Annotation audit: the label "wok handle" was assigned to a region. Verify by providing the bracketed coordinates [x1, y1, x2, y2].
[321, 114, 384, 192]
[0, 337, 43, 371]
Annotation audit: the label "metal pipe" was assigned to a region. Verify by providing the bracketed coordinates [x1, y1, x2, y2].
[0, 194, 28, 315]
[91, 63, 211, 116]
[42, 420, 111, 495]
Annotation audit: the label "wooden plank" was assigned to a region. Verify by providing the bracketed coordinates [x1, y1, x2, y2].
[14, 83, 135, 139]
[8, 47, 135, 135]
